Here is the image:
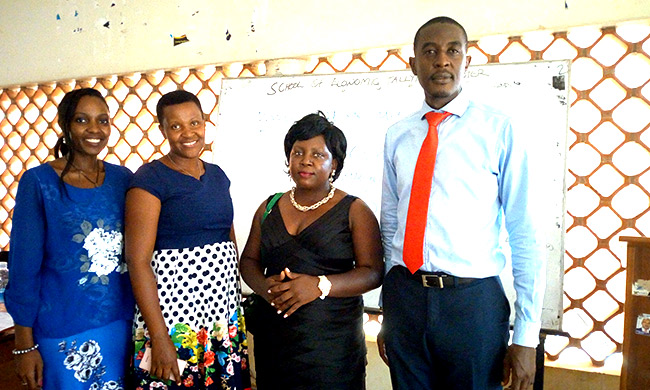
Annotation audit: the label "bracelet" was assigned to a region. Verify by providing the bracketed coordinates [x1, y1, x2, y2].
[12, 344, 39, 355]
[317, 275, 332, 300]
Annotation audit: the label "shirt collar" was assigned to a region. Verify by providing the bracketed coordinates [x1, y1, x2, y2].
[418, 88, 470, 120]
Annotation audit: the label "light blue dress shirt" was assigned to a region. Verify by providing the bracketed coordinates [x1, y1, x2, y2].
[381, 89, 546, 347]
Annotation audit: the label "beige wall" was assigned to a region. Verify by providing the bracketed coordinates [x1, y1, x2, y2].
[1, 0, 650, 87]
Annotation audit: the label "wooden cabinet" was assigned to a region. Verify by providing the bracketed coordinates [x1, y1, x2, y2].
[0, 327, 23, 389]
[620, 237, 650, 390]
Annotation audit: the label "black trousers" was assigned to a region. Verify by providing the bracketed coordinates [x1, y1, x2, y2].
[382, 266, 510, 390]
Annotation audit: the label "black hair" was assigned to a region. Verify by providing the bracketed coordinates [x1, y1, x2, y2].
[283, 111, 346, 181]
[413, 16, 468, 48]
[156, 90, 203, 125]
[53, 88, 108, 183]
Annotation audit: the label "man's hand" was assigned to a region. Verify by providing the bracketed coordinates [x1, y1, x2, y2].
[502, 344, 536, 389]
[377, 329, 389, 366]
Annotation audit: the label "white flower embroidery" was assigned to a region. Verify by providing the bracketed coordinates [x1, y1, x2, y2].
[60, 340, 103, 383]
[79, 340, 100, 356]
[89, 353, 104, 368]
[64, 352, 83, 370]
[84, 228, 123, 277]
[75, 220, 127, 285]
[75, 367, 94, 382]
[102, 380, 122, 390]
[59, 339, 124, 389]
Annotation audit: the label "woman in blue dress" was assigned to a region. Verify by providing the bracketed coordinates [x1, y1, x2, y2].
[5, 88, 134, 390]
[125, 90, 250, 390]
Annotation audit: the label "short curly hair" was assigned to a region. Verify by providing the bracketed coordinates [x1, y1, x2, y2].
[283, 111, 347, 181]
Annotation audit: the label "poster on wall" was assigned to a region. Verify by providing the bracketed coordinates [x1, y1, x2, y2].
[632, 279, 650, 297]
[636, 314, 650, 336]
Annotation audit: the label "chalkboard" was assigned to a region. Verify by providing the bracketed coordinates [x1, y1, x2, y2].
[213, 60, 570, 331]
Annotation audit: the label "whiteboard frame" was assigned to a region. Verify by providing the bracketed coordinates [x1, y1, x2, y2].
[213, 60, 570, 331]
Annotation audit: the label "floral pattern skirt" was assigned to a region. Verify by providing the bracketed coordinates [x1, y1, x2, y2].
[130, 241, 251, 390]
[37, 319, 131, 390]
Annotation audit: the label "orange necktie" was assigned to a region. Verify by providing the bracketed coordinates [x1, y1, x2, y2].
[403, 111, 452, 274]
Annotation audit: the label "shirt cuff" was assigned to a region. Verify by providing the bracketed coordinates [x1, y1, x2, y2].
[512, 319, 541, 348]
[4, 297, 38, 329]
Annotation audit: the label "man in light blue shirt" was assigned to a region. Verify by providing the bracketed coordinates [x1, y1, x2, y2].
[378, 16, 546, 390]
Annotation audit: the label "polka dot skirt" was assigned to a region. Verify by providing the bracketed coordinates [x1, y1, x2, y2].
[130, 241, 250, 389]
[134, 241, 241, 332]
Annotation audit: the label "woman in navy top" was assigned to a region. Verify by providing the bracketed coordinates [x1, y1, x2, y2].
[125, 90, 250, 389]
[5, 88, 134, 390]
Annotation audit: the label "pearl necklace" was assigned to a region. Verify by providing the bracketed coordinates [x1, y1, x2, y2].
[290, 186, 336, 212]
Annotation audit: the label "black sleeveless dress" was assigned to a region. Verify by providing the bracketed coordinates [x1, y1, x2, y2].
[253, 194, 366, 390]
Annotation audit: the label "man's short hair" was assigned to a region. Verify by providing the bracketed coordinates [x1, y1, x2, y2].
[413, 16, 468, 48]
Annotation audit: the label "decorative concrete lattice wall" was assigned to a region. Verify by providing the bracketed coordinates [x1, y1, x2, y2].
[1, 22, 650, 366]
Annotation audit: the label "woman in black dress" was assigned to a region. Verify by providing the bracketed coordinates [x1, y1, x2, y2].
[239, 112, 383, 389]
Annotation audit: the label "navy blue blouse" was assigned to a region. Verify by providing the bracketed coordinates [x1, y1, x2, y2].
[5, 163, 134, 338]
[129, 160, 233, 250]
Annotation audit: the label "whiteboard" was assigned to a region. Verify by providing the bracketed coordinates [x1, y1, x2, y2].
[214, 60, 570, 331]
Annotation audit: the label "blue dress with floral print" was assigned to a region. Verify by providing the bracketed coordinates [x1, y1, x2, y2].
[5, 162, 134, 390]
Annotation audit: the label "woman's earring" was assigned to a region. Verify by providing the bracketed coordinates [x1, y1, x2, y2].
[329, 169, 336, 184]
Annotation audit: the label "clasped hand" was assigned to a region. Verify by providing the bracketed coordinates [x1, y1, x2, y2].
[265, 268, 321, 318]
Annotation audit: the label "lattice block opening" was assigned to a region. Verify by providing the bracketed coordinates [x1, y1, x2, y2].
[570, 100, 602, 133]
[604, 313, 625, 344]
[563, 308, 595, 338]
[498, 42, 532, 63]
[591, 34, 628, 67]
[466, 47, 488, 65]
[611, 184, 650, 219]
[568, 143, 601, 176]
[616, 24, 650, 43]
[543, 38, 577, 60]
[587, 207, 623, 239]
[584, 249, 623, 280]
[606, 270, 627, 303]
[583, 291, 620, 322]
[613, 142, 650, 176]
[590, 78, 627, 111]
[477, 35, 509, 55]
[589, 164, 624, 197]
[567, 184, 600, 217]
[616, 53, 650, 88]
[522, 31, 554, 51]
[564, 268, 597, 300]
[571, 58, 604, 91]
[581, 331, 617, 362]
[615, 98, 650, 133]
